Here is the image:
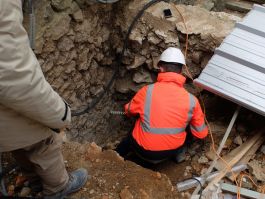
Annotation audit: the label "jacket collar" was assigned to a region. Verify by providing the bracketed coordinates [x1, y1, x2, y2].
[157, 72, 186, 87]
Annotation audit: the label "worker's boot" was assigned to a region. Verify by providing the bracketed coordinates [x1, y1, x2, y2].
[44, 168, 89, 199]
[174, 146, 187, 163]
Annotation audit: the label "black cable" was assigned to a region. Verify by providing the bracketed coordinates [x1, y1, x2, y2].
[191, 177, 203, 199]
[72, 0, 169, 116]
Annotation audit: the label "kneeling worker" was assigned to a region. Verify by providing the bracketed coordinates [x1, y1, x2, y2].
[116, 47, 208, 163]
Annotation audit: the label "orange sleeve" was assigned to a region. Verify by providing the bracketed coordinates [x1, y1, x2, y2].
[190, 98, 208, 139]
[124, 86, 147, 117]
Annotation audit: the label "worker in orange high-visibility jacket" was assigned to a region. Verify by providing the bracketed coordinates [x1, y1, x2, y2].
[116, 47, 208, 163]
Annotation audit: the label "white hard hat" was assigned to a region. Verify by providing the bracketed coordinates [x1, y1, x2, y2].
[159, 47, 186, 65]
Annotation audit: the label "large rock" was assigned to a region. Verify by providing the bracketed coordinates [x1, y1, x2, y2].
[118, 1, 241, 78]
[225, 0, 253, 13]
[195, 0, 215, 10]
[133, 68, 153, 84]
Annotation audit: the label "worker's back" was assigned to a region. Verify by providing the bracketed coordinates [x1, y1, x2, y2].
[127, 72, 200, 151]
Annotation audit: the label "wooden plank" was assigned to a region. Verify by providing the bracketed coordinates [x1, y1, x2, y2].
[221, 183, 265, 199]
[192, 106, 240, 196]
[229, 137, 265, 181]
[203, 131, 263, 193]
[214, 134, 265, 181]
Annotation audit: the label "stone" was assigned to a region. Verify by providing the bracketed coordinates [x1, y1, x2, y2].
[156, 172, 162, 179]
[89, 189, 95, 194]
[57, 36, 74, 52]
[205, 147, 215, 161]
[225, 0, 252, 13]
[192, 51, 203, 64]
[8, 185, 15, 196]
[19, 187, 31, 197]
[43, 4, 55, 23]
[65, 60, 76, 74]
[200, 167, 208, 175]
[120, 187, 133, 199]
[42, 40, 56, 53]
[42, 60, 54, 73]
[148, 32, 161, 45]
[200, 53, 212, 69]
[198, 155, 209, 164]
[224, 138, 233, 149]
[115, 77, 139, 94]
[248, 160, 265, 182]
[127, 55, 146, 70]
[88, 142, 102, 154]
[195, 0, 215, 10]
[133, 69, 153, 84]
[50, 14, 71, 40]
[212, 0, 226, 11]
[241, 179, 254, 190]
[260, 145, 265, 155]
[72, 9, 84, 22]
[51, 0, 73, 11]
[139, 189, 150, 199]
[233, 135, 243, 145]
[185, 166, 192, 172]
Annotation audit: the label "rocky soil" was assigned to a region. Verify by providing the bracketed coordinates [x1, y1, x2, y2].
[4, 0, 262, 198]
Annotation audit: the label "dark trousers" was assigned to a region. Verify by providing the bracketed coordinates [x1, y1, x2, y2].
[115, 132, 193, 163]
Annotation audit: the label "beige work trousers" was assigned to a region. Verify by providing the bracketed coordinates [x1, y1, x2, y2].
[12, 134, 69, 195]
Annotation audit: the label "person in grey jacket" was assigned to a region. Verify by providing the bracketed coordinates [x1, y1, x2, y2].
[0, 0, 88, 198]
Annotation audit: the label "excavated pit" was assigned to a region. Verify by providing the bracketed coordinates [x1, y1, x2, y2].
[10, 0, 264, 198]
[28, 0, 243, 147]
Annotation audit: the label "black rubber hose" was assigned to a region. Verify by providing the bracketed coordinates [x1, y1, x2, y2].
[72, 0, 168, 116]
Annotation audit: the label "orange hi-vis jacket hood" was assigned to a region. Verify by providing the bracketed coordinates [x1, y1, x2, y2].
[125, 72, 208, 151]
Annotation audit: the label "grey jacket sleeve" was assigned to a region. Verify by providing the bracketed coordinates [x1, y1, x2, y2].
[0, 0, 71, 129]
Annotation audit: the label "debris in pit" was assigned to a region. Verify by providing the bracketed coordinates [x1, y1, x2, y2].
[233, 135, 243, 145]
[197, 155, 209, 164]
[248, 160, 265, 182]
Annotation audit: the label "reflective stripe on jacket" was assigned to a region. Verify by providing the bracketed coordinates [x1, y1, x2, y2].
[125, 72, 208, 151]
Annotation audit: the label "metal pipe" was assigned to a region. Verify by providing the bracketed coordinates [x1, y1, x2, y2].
[110, 110, 126, 115]
[28, 0, 35, 49]
[0, 153, 8, 196]
[177, 164, 247, 192]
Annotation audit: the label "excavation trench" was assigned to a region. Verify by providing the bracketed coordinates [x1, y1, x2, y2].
[28, 0, 243, 147]
[13, 0, 265, 198]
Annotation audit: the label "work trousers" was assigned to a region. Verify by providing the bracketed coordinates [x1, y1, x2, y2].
[116, 129, 194, 163]
[12, 134, 69, 195]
